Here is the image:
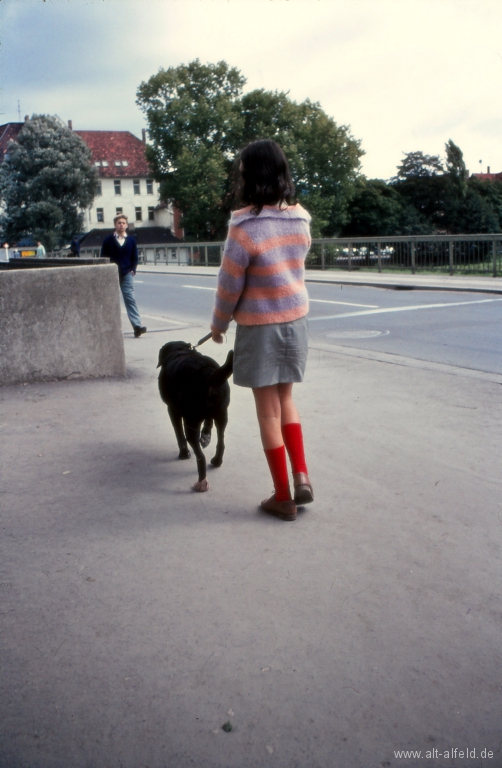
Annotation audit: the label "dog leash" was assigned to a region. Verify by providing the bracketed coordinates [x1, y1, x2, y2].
[190, 331, 213, 350]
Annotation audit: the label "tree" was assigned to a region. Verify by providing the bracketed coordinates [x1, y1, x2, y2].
[340, 179, 432, 237]
[391, 150, 448, 227]
[239, 90, 363, 236]
[137, 60, 364, 239]
[389, 141, 502, 234]
[445, 176, 501, 234]
[0, 115, 98, 250]
[445, 139, 467, 194]
[395, 151, 444, 179]
[341, 180, 398, 236]
[467, 177, 502, 230]
[136, 60, 245, 240]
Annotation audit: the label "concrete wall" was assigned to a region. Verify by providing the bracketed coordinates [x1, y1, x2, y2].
[0, 264, 126, 386]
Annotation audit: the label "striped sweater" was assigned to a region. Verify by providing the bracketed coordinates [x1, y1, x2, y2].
[211, 204, 311, 333]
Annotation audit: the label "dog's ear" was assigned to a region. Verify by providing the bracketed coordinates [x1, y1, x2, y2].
[207, 350, 233, 387]
[156, 349, 165, 368]
[157, 343, 171, 368]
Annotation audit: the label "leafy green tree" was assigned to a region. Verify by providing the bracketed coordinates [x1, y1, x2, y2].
[137, 60, 245, 239]
[137, 60, 364, 239]
[440, 142, 500, 233]
[391, 149, 448, 227]
[445, 176, 501, 234]
[340, 179, 429, 236]
[395, 151, 444, 179]
[341, 180, 399, 236]
[445, 139, 467, 194]
[390, 141, 500, 234]
[0, 115, 97, 250]
[467, 177, 502, 230]
[239, 90, 363, 236]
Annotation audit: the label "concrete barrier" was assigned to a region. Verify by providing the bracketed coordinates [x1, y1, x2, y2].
[0, 264, 126, 386]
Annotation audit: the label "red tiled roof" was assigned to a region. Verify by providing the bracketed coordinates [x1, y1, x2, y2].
[74, 130, 151, 178]
[471, 172, 502, 182]
[0, 123, 24, 161]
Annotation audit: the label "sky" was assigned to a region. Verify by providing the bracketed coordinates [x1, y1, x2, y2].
[1, 0, 501, 181]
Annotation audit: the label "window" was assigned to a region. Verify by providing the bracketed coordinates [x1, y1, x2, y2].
[135, 207, 142, 222]
[146, 179, 153, 195]
[97, 208, 104, 222]
[114, 161, 122, 167]
[148, 206, 155, 221]
[96, 181, 102, 196]
[122, 160, 129, 167]
[133, 179, 140, 195]
[94, 161, 101, 167]
[114, 180, 121, 195]
[115, 207, 123, 216]
[102, 161, 108, 167]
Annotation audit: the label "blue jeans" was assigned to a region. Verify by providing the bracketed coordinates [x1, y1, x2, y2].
[120, 272, 142, 328]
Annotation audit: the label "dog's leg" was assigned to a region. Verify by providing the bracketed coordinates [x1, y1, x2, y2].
[211, 411, 228, 468]
[185, 422, 209, 492]
[200, 417, 213, 448]
[168, 405, 191, 460]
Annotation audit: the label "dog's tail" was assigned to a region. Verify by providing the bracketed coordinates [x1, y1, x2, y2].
[208, 350, 234, 387]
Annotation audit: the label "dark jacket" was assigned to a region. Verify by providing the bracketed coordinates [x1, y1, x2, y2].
[100, 234, 138, 279]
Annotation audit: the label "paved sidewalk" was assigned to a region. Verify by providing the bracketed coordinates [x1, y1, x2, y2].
[138, 263, 502, 294]
[1, 318, 501, 768]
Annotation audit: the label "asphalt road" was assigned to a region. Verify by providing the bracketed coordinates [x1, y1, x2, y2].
[133, 273, 502, 375]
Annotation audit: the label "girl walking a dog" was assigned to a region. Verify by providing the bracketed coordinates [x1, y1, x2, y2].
[211, 139, 313, 521]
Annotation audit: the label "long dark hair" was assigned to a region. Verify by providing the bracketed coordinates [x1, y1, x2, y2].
[237, 139, 295, 215]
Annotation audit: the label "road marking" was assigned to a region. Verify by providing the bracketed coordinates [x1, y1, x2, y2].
[135, 280, 144, 283]
[182, 284, 215, 291]
[124, 312, 188, 324]
[309, 297, 502, 322]
[310, 298, 379, 308]
[181, 286, 378, 306]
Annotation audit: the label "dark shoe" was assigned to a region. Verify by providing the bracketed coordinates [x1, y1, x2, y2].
[293, 473, 314, 505]
[133, 326, 147, 338]
[260, 495, 297, 521]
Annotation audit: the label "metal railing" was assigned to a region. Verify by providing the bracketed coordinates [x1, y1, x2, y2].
[306, 235, 502, 276]
[74, 234, 502, 276]
[77, 242, 224, 267]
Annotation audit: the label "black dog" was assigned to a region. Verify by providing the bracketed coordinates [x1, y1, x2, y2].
[157, 341, 233, 492]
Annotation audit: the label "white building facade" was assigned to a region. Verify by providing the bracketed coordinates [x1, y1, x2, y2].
[74, 129, 175, 232]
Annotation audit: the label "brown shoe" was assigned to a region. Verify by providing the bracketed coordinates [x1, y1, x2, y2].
[293, 473, 314, 505]
[260, 495, 297, 521]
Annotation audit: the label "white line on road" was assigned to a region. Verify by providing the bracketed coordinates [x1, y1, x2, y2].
[128, 313, 188, 324]
[182, 284, 215, 291]
[181, 286, 378, 306]
[309, 297, 502, 322]
[310, 298, 379, 308]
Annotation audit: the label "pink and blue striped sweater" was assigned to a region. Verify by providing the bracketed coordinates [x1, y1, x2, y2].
[211, 204, 311, 333]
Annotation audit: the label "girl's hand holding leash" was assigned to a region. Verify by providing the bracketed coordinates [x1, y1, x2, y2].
[211, 330, 225, 344]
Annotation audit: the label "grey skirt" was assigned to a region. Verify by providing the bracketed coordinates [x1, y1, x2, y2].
[233, 316, 308, 388]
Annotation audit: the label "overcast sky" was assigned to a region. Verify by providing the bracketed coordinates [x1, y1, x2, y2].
[1, 0, 501, 180]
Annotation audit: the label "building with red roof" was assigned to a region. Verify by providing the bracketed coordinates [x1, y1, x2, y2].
[72, 126, 178, 233]
[470, 166, 502, 182]
[0, 117, 184, 239]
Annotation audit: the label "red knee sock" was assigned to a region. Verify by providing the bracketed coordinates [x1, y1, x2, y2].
[264, 445, 291, 502]
[282, 422, 308, 475]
